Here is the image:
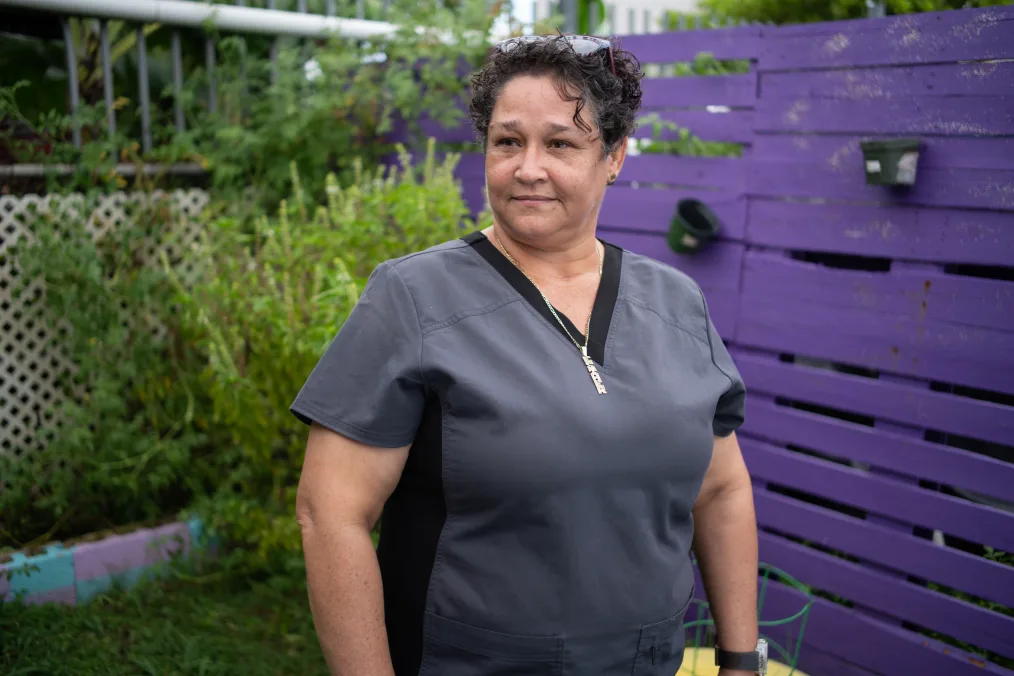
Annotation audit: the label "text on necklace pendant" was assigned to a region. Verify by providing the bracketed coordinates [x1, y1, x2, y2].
[581, 353, 608, 395]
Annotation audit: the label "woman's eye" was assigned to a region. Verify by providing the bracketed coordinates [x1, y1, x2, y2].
[495, 138, 520, 147]
[550, 140, 571, 149]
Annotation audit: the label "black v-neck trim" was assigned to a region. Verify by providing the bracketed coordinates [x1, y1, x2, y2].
[462, 230, 621, 366]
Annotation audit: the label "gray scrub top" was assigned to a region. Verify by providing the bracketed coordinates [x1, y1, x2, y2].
[291, 231, 746, 676]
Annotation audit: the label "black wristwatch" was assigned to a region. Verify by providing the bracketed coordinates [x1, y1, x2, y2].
[715, 638, 768, 675]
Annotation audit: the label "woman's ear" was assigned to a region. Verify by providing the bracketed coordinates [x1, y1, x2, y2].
[607, 136, 628, 181]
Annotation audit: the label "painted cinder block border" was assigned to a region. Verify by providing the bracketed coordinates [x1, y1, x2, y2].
[1, 518, 208, 606]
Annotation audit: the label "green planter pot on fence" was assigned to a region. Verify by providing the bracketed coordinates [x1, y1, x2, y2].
[859, 138, 922, 187]
[668, 199, 720, 255]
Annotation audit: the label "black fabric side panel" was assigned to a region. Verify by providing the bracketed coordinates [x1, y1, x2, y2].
[377, 395, 446, 676]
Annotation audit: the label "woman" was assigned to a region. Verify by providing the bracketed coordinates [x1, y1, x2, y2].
[292, 34, 761, 676]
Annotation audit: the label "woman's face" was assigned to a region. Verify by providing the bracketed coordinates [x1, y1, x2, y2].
[485, 74, 626, 246]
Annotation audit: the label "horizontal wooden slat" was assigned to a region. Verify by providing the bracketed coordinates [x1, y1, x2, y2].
[756, 96, 1014, 136]
[732, 350, 1014, 449]
[641, 73, 757, 108]
[753, 488, 1014, 609]
[745, 200, 1014, 266]
[759, 9, 1014, 70]
[793, 645, 883, 676]
[742, 251, 1014, 332]
[742, 438, 1014, 551]
[597, 233, 744, 293]
[736, 295, 1014, 395]
[757, 576, 1014, 676]
[419, 116, 475, 144]
[453, 152, 483, 178]
[745, 161, 1014, 211]
[616, 26, 761, 63]
[599, 186, 746, 240]
[619, 155, 742, 190]
[753, 134, 1014, 171]
[761, 62, 1014, 100]
[758, 532, 1014, 660]
[742, 396, 1014, 504]
[633, 109, 754, 144]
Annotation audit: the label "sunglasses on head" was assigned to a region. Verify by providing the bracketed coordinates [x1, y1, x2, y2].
[494, 35, 616, 76]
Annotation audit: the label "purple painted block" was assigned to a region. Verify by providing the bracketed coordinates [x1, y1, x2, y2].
[755, 96, 1014, 136]
[596, 232, 744, 293]
[761, 62, 1014, 100]
[460, 178, 487, 216]
[600, 187, 746, 240]
[747, 161, 1014, 211]
[758, 532, 1014, 659]
[16, 585, 76, 606]
[759, 9, 1014, 70]
[732, 350, 1014, 450]
[753, 487, 1014, 610]
[794, 646, 884, 676]
[743, 438, 1014, 551]
[743, 396, 1014, 504]
[753, 134, 1014, 171]
[736, 293, 1014, 395]
[633, 109, 754, 144]
[742, 251, 1014, 332]
[73, 522, 191, 582]
[641, 73, 757, 109]
[616, 26, 761, 64]
[758, 584, 1013, 676]
[620, 155, 743, 191]
[745, 200, 1014, 266]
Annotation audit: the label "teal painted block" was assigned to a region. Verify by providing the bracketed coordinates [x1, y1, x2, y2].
[2, 544, 75, 598]
[75, 562, 171, 603]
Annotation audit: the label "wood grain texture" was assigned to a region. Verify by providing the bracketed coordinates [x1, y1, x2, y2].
[755, 96, 1014, 136]
[618, 155, 743, 190]
[745, 200, 1014, 266]
[641, 73, 757, 109]
[742, 396, 1014, 504]
[743, 438, 1014, 551]
[745, 161, 1014, 211]
[634, 109, 754, 144]
[732, 350, 1014, 449]
[758, 532, 1014, 659]
[761, 62, 1014, 100]
[752, 135, 1014, 171]
[759, 8, 1014, 69]
[742, 251, 1014, 332]
[615, 26, 761, 63]
[752, 488, 1014, 609]
[736, 295, 1014, 395]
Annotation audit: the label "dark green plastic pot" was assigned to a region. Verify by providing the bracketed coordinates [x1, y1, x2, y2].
[859, 138, 922, 187]
[668, 199, 720, 255]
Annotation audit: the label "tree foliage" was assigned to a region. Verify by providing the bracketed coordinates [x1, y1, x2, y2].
[698, 0, 1010, 24]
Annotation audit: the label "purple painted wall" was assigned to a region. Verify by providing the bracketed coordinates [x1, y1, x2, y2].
[432, 6, 1014, 675]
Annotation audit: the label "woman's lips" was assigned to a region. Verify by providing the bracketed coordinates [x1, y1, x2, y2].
[513, 196, 555, 206]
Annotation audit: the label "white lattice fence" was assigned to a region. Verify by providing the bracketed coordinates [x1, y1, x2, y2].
[0, 189, 210, 457]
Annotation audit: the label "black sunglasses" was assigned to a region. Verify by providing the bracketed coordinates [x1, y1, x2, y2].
[494, 35, 616, 76]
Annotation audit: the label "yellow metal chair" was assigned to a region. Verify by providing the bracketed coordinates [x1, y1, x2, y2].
[677, 647, 811, 676]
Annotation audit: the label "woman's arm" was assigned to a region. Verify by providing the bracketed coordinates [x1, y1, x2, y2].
[295, 423, 410, 676]
[692, 432, 759, 674]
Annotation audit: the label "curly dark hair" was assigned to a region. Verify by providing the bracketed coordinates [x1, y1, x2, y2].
[468, 36, 643, 156]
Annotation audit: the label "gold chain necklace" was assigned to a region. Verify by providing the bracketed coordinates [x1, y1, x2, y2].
[495, 232, 608, 395]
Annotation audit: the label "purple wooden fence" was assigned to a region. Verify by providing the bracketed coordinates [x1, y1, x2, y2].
[428, 6, 1014, 675]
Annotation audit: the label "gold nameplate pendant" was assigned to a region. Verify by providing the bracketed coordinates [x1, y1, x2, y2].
[581, 346, 608, 395]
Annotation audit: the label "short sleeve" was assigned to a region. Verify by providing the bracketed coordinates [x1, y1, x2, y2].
[702, 294, 746, 438]
[290, 261, 427, 448]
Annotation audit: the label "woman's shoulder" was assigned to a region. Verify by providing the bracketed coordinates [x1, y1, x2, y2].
[616, 247, 710, 341]
[370, 235, 517, 334]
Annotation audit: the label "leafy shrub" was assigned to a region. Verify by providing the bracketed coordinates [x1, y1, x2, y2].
[165, 141, 481, 575]
[0, 195, 211, 548]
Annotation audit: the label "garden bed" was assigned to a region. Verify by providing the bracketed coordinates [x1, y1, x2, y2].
[1, 517, 209, 606]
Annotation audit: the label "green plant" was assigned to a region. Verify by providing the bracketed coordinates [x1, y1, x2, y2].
[693, 0, 1010, 25]
[0, 193, 211, 549]
[164, 141, 480, 576]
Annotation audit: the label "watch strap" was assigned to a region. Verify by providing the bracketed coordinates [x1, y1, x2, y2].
[715, 647, 761, 672]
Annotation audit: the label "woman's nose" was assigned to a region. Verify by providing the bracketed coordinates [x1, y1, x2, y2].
[515, 145, 548, 183]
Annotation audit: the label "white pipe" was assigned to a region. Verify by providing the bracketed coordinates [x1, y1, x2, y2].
[0, 0, 400, 40]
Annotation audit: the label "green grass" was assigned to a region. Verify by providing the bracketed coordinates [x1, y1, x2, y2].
[1, 567, 330, 676]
